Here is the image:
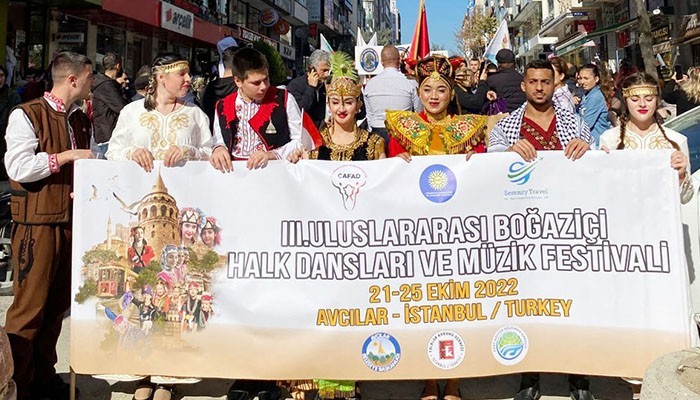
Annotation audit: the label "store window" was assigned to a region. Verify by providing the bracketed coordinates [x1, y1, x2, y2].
[96, 25, 126, 72]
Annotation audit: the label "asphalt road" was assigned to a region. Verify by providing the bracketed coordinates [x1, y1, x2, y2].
[0, 295, 634, 400]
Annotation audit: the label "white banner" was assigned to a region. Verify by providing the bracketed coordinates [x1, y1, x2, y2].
[71, 152, 694, 379]
[161, 1, 194, 37]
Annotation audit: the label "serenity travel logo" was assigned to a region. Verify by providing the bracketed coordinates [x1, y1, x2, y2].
[507, 158, 541, 185]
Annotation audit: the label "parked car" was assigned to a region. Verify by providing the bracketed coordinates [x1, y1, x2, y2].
[668, 106, 700, 324]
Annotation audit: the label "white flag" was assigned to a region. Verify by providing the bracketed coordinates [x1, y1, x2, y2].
[357, 28, 367, 47]
[483, 19, 511, 65]
[320, 33, 334, 53]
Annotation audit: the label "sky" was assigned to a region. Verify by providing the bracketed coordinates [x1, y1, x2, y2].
[397, 0, 466, 56]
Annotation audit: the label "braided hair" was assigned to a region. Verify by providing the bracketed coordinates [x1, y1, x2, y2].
[617, 72, 679, 151]
[144, 53, 186, 111]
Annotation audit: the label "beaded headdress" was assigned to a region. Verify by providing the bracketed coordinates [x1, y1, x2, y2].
[153, 60, 189, 74]
[622, 84, 658, 99]
[326, 52, 362, 98]
[179, 207, 204, 227]
[416, 55, 458, 89]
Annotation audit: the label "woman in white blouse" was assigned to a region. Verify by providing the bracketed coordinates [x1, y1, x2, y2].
[106, 53, 212, 170]
[600, 72, 693, 204]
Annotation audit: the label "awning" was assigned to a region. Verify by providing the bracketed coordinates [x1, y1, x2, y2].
[555, 18, 638, 56]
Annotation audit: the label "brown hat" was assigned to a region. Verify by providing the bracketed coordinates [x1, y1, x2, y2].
[496, 49, 515, 64]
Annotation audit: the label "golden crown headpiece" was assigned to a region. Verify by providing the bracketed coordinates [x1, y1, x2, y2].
[622, 84, 658, 99]
[416, 55, 457, 89]
[326, 52, 362, 98]
[153, 60, 189, 74]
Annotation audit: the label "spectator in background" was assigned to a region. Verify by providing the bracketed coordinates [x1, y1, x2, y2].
[287, 49, 331, 128]
[0, 65, 21, 180]
[202, 46, 237, 130]
[549, 57, 575, 113]
[92, 52, 128, 159]
[486, 49, 526, 113]
[452, 56, 488, 115]
[469, 57, 481, 75]
[577, 63, 610, 147]
[363, 45, 422, 147]
[663, 66, 700, 116]
[19, 68, 45, 102]
[216, 37, 238, 78]
[566, 63, 578, 94]
[130, 65, 150, 102]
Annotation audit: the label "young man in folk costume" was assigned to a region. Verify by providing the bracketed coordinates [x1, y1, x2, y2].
[210, 47, 307, 172]
[488, 60, 591, 400]
[385, 55, 488, 161]
[128, 226, 155, 273]
[4, 52, 95, 400]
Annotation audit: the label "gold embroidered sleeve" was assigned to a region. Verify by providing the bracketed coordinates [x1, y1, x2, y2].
[308, 149, 319, 160]
[442, 114, 488, 154]
[366, 133, 385, 160]
[385, 110, 431, 155]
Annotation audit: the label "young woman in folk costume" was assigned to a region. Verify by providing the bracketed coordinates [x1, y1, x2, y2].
[600, 73, 693, 206]
[385, 54, 487, 400]
[290, 51, 385, 162]
[200, 216, 222, 248]
[128, 226, 155, 274]
[106, 53, 212, 170]
[385, 55, 488, 162]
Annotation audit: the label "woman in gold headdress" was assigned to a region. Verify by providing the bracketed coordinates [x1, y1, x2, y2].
[291, 52, 385, 162]
[386, 55, 487, 161]
[600, 72, 692, 204]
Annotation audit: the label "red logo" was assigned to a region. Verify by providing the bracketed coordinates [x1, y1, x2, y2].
[439, 340, 454, 360]
[166, 8, 173, 22]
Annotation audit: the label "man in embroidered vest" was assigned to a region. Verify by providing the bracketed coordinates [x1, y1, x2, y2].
[4, 51, 94, 400]
[210, 47, 303, 172]
[488, 60, 593, 400]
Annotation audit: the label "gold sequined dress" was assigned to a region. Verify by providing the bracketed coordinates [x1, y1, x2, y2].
[106, 99, 212, 161]
[309, 127, 385, 161]
[385, 110, 487, 156]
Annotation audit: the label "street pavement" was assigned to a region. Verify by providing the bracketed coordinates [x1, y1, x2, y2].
[0, 295, 634, 400]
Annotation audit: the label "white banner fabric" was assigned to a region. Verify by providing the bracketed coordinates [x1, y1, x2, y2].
[71, 151, 694, 380]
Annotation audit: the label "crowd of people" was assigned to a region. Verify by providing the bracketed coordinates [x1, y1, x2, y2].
[0, 35, 698, 400]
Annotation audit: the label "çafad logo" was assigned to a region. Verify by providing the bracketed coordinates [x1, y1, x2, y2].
[491, 326, 529, 366]
[332, 165, 367, 211]
[419, 164, 457, 203]
[361, 332, 401, 372]
[507, 158, 541, 185]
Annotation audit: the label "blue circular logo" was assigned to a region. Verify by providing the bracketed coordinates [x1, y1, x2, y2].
[361, 332, 401, 372]
[491, 326, 529, 365]
[360, 48, 379, 73]
[419, 164, 457, 203]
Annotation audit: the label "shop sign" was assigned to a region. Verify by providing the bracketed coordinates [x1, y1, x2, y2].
[652, 41, 671, 54]
[240, 27, 278, 48]
[170, 0, 200, 15]
[308, 0, 321, 22]
[260, 8, 280, 27]
[574, 20, 596, 33]
[309, 23, 318, 37]
[54, 32, 85, 44]
[677, 13, 700, 43]
[652, 26, 669, 45]
[274, 20, 291, 35]
[279, 43, 296, 60]
[571, 11, 588, 17]
[161, 2, 194, 37]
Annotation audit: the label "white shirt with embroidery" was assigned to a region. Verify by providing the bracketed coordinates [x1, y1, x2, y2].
[106, 99, 212, 161]
[211, 91, 303, 160]
[4, 93, 87, 183]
